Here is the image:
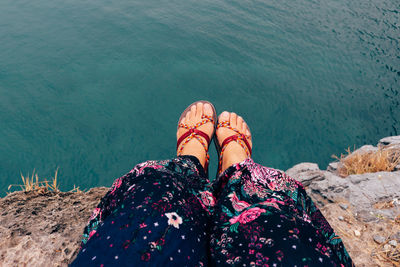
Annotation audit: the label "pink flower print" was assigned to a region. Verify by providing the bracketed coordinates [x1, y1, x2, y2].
[302, 213, 312, 223]
[148, 165, 163, 171]
[230, 171, 243, 181]
[149, 241, 159, 251]
[228, 192, 251, 212]
[165, 212, 183, 229]
[200, 191, 216, 207]
[157, 238, 165, 246]
[136, 161, 155, 175]
[234, 256, 241, 263]
[256, 252, 269, 266]
[229, 207, 266, 225]
[89, 208, 101, 221]
[141, 252, 151, 261]
[139, 222, 147, 228]
[259, 198, 284, 211]
[123, 240, 131, 250]
[110, 178, 122, 195]
[276, 250, 284, 261]
[243, 180, 257, 196]
[88, 230, 96, 240]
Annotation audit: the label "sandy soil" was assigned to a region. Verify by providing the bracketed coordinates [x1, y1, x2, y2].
[320, 202, 400, 266]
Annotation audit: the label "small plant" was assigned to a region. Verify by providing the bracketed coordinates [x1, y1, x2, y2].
[69, 184, 82, 193]
[332, 147, 400, 177]
[8, 169, 60, 193]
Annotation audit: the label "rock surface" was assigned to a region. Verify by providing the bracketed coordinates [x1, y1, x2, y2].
[1, 135, 400, 266]
[373, 235, 386, 244]
[0, 187, 108, 266]
[379, 136, 400, 147]
[287, 135, 400, 266]
[286, 162, 324, 186]
[287, 135, 400, 223]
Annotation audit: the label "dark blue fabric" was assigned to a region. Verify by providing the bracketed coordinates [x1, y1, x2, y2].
[71, 156, 353, 267]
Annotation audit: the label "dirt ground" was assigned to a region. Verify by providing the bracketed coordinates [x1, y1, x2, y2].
[320, 202, 400, 266]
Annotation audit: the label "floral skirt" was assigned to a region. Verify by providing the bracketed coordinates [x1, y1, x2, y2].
[71, 156, 353, 266]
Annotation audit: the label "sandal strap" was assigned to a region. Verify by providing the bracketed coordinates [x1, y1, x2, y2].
[217, 121, 252, 174]
[177, 115, 214, 167]
[221, 134, 252, 156]
[176, 128, 210, 151]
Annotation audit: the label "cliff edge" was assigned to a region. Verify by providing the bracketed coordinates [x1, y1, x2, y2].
[0, 187, 108, 266]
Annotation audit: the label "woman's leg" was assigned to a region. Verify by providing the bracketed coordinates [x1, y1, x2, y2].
[209, 112, 353, 266]
[71, 102, 217, 266]
[71, 156, 213, 266]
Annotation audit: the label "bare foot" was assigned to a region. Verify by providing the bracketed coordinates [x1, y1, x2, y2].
[216, 111, 252, 173]
[177, 102, 215, 168]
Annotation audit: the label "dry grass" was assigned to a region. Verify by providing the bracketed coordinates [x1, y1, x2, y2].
[332, 146, 400, 177]
[373, 239, 400, 266]
[7, 169, 60, 193]
[373, 200, 396, 210]
[69, 184, 82, 193]
[7, 169, 83, 194]
[330, 145, 400, 264]
[325, 202, 400, 266]
[372, 217, 400, 266]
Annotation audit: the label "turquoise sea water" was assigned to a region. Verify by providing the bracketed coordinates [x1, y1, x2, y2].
[0, 0, 399, 195]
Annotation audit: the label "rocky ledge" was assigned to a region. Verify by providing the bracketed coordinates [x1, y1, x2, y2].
[0, 187, 108, 266]
[287, 136, 400, 223]
[287, 136, 400, 266]
[1, 136, 400, 266]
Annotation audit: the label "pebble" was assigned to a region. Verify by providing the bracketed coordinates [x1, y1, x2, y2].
[373, 235, 386, 244]
[339, 204, 348, 210]
[383, 244, 391, 250]
[389, 240, 397, 247]
[354, 230, 361, 237]
[338, 216, 344, 221]
[389, 231, 400, 242]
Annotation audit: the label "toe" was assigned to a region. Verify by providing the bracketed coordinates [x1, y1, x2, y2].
[204, 103, 213, 117]
[243, 122, 251, 136]
[177, 117, 186, 138]
[189, 104, 196, 120]
[246, 129, 251, 137]
[196, 102, 203, 118]
[180, 116, 186, 125]
[219, 111, 230, 122]
[237, 116, 244, 132]
[185, 110, 191, 123]
[230, 112, 237, 128]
